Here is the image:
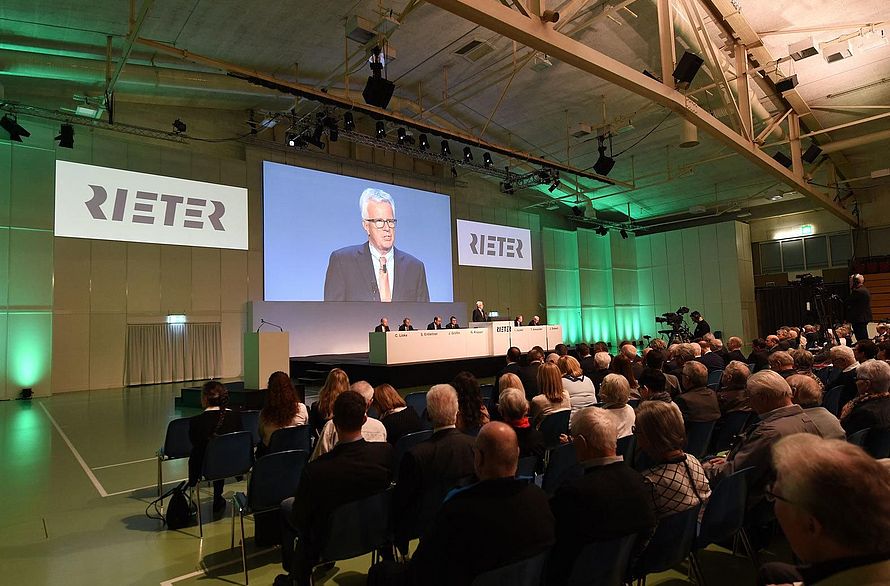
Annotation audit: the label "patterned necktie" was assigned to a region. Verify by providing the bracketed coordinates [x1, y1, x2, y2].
[378, 256, 391, 302]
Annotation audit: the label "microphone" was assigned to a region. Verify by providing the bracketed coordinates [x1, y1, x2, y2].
[256, 319, 284, 333]
[381, 262, 387, 274]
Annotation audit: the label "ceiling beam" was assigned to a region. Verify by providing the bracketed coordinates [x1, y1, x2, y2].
[423, 0, 857, 226]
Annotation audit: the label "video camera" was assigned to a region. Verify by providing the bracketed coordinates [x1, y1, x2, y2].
[796, 273, 824, 287]
[655, 306, 690, 325]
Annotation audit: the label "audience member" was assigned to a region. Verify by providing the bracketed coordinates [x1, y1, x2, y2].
[717, 361, 751, 414]
[854, 339, 879, 365]
[497, 388, 546, 468]
[635, 401, 711, 519]
[767, 351, 795, 378]
[674, 361, 721, 423]
[530, 362, 572, 428]
[519, 347, 544, 401]
[790, 349, 824, 392]
[638, 368, 682, 418]
[558, 355, 598, 417]
[498, 372, 525, 397]
[726, 336, 747, 364]
[611, 353, 640, 399]
[258, 371, 309, 454]
[599, 374, 635, 438]
[620, 343, 644, 379]
[452, 371, 490, 435]
[712, 337, 730, 363]
[840, 359, 890, 436]
[877, 340, 890, 362]
[188, 381, 243, 513]
[548, 408, 656, 586]
[555, 343, 568, 357]
[495, 346, 522, 390]
[826, 345, 860, 410]
[766, 334, 780, 353]
[592, 341, 609, 354]
[372, 383, 424, 445]
[590, 351, 612, 391]
[312, 381, 387, 460]
[697, 339, 726, 372]
[309, 368, 349, 437]
[786, 374, 842, 437]
[645, 349, 681, 395]
[577, 343, 596, 378]
[747, 338, 770, 372]
[666, 343, 696, 379]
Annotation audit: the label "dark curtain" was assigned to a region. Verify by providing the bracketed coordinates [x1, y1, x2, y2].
[756, 283, 847, 336]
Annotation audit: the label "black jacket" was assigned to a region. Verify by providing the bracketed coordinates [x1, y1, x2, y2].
[398, 325, 415, 331]
[427, 322, 442, 330]
[693, 319, 711, 340]
[675, 387, 721, 423]
[519, 362, 542, 401]
[747, 350, 770, 372]
[727, 349, 748, 364]
[845, 286, 873, 323]
[472, 308, 487, 322]
[188, 409, 243, 484]
[381, 408, 425, 445]
[696, 352, 725, 373]
[842, 395, 890, 436]
[374, 324, 390, 332]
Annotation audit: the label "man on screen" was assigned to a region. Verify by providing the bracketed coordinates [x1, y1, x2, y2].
[323, 188, 430, 302]
[428, 316, 443, 330]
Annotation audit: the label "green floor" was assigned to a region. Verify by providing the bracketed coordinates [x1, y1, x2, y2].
[0, 382, 789, 585]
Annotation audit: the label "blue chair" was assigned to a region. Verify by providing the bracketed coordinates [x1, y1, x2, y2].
[629, 504, 702, 584]
[616, 434, 636, 465]
[471, 549, 550, 586]
[822, 386, 844, 416]
[157, 417, 192, 501]
[479, 383, 494, 402]
[196, 431, 254, 537]
[542, 442, 579, 495]
[538, 410, 571, 447]
[240, 410, 261, 446]
[231, 449, 308, 584]
[859, 426, 890, 459]
[847, 428, 870, 448]
[392, 429, 433, 477]
[566, 533, 637, 586]
[747, 363, 757, 373]
[709, 411, 755, 454]
[685, 420, 717, 459]
[707, 369, 723, 390]
[268, 424, 312, 454]
[405, 392, 428, 419]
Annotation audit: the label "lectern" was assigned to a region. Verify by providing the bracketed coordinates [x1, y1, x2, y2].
[243, 331, 290, 390]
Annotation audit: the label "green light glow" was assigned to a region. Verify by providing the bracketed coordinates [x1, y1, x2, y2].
[7, 312, 52, 388]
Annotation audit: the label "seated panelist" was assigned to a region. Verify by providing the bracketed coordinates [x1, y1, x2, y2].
[514, 315, 524, 327]
[374, 318, 390, 333]
[398, 318, 415, 332]
[445, 316, 460, 329]
[427, 316, 443, 330]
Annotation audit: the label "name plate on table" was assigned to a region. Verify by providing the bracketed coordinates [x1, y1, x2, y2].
[510, 326, 547, 352]
[546, 325, 564, 349]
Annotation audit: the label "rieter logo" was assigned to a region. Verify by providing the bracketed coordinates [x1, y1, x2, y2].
[468, 233, 524, 258]
[85, 185, 226, 231]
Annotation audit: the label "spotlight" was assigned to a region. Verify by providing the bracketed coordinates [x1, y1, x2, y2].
[285, 131, 305, 148]
[620, 228, 628, 239]
[450, 165, 458, 177]
[419, 133, 429, 151]
[324, 115, 338, 142]
[571, 205, 585, 217]
[172, 118, 187, 133]
[483, 152, 493, 168]
[376, 120, 386, 139]
[56, 124, 74, 148]
[441, 140, 451, 156]
[595, 225, 608, 236]
[19, 388, 33, 400]
[362, 45, 395, 109]
[343, 112, 355, 131]
[0, 115, 30, 142]
[463, 146, 473, 162]
[672, 51, 704, 89]
[548, 180, 561, 193]
[397, 127, 407, 144]
[501, 181, 515, 194]
[593, 137, 615, 176]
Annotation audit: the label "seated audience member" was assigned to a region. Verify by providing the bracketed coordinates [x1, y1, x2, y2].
[674, 361, 721, 423]
[717, 361, 751, 414]
[278, 391, 393, 586]
[703, 370, 845, 506]
[802, 324, 820, 349]
[599, 374, 635, 438]
[766, 334, 781, 353]
[372, 383, 424, 445]
[839, 359, 890, 436]
[638, 368, 682, 418]
[399, 423, 555, 586]
[790, 349, 824, 391]
[498, 388, 546, 468]
[577, 343, 596, 378]
[312, 381, 387, 460]
[258, 371, 309, 454]
[712, 337, 730, 363]
[555, 343, 569, 357]
[875, 322, 889, 343]
[644, 349, 681, 396]
[725, 337, 747, 364]
[758, 435, 890, 586]
[747, 338, 770, 372]
[558, 355, 598, 416]
[530, 362, 572, 428]
[787, 375, 841, 437]
[452, 371, 490, 435]
[497, 372, 525, 398]
[697, 339, 726, 372]
[879, 340, 890, 362]
[394, 384, 477, 547]
[188, 381, 243, 512]
[620, 342, 644, 379]
[495, 346, 522, 390]
[590, 351, 612, 391]
[635, 401, 712, 519]
[519, 347, 544, 401]
[666, 343, 697, 379]
[649, 338, 668, 352]
[444, 316, 460, 329]
[546, 352, 560, 365]
[854, 339, 879, 365]
[548, 408, 656, 586]
[768, 351, 795, 378]
[611, 353, 640, 399]
[399, 318, 415, 331]
[826, 344, 860, 410]
[592, 341, 609, 355]
[308, 368, 349, 437]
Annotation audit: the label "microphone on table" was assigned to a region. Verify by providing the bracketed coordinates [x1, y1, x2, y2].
[257, 319, 284, 333]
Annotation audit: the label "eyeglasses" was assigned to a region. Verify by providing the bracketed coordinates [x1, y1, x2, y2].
[764, 483, 794, 505]
[364, 218, 397, 228]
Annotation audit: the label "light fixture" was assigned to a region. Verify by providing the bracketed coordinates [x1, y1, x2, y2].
[766, 193, 785, 202]
[483, 152, 493, 168]
[376, 120, 386, 139]
[450, 165, 458, 177]
[55, 124, 74, 148]
[285, 131, 305, 148]
[593, 135, 615, 176]
[541, 10, 559, 23]
[419, 133, 429, 151]
[548, 170, 561, 192]
[501, 180, 515, 194]
[619, 228, 628, 239]
[19, 388, 33, 400]
[822, 38, 854, 63]
[363, 45, 396, 109]
[463, 146, 473, 162]
[441, 140, 451, 156]
[595, 225, 609, 236]
[1, 114, 30, 142]
[343, 112, 355, 131]
[172, 118, 187, 133]
[324, 115, 338, 142]
[672, 51, 704, 89]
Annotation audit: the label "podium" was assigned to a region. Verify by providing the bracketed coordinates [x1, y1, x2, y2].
[243, 331, 290, 390]
[470, 321, 513, 356]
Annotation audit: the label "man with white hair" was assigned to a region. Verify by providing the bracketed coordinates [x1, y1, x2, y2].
[840, 359, 890, 436]
[311, 380, 387, 460]
[826, 344, 860, 409]
[846, 273, 873, 343]
[323, 187, 429, 302]
[590, 351, 612, 392]
[620, 342, 644, 379]
[472, 300, 487, 323]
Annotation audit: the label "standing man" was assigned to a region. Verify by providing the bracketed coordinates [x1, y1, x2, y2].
[472, 301, 488, 323]
[323, 188, 430, 302]
[690, 311, 710, 340]
[398, 318, 415, 332]
[427, 316, 443, 330]
[846, 274, 873, 343]
[374, 318, 390, 332]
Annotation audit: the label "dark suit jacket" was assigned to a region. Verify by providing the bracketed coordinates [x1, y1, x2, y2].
[727, 349, 748, 364]
[693, 319, 711, 340]
[323, 243, 429, 302]
[548, 461, 657, 586]
[842, 396, 890, 436]
[427, 322, 442, 330]
[590, 368, 610, 392]
[846, 286, 873, 323]
[188, 409, 244, 484]
[398, 325, 415, 331]
[445, 323, 460, 329]
[519, 362, 542, 401]
[828, 367, 859, 411]
[472, 308, 487, 322]
[514, 319, 523, 327]
[374, 324, 390, 332]
[747, 350, 770, 372]
[528, 319, 541, 326]
[697, 352, 726, 372]
[409, 478, 555, 586]
[291, 439, 393, 543]
[674, 387, 721, 422]
[579, 355, 596, 378]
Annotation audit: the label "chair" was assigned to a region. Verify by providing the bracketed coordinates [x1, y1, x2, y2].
[471, 549, 549, 586]
[628, 504, 702, 585]
[538, 410, 571, 447]
[822, 386, 844, 416]
[480, 383, 494, 402]
[566, 533, 638, 586]
[847, 428, 870, 448]
[709, 411, 755, 454]
[627, 399, 640, 409]
[707, 369, 723, 391]
[405, 392, 428, 419]
[616, 434, 636, 462]
[268, 425, 312, 454]
[392, 429, 433, 477]
[157, 417, 192, 501]
[195, 431, 254, 537]
[685, 420, 717, 459]
[864, 426, 890, 459]
[240, 410, 261, 446]
[517, 455, 538, 478]
[231, 449, 309, 584]
[542, 442, 579, 495]
[690, 468, 755, 584]
[314, 488, 394, 583]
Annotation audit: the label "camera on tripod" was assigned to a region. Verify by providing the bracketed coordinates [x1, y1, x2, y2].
[796, 273, 824, 287]
[655, 306, 690, 325]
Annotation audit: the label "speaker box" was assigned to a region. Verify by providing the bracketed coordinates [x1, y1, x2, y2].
[802, 144, 822, 163]
[773, 152, 793, 168]
[673, 51, 704, 87]
[776, 75, 799, 93]
[362, 76, 395, 109]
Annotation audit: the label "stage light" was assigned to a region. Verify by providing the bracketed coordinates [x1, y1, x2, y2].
[501, 180, 515, 194]
[19, 388, 33, 400]
[595, 225, 608, 236]
[1, 114, 30, 142]
[450, 165, 458, 177]
[172, 118, 187, 133]
[55, 124, 74, 148]
[673, 51, 704, 89]
[363, 45, 395, 109]
[397, 127, 407, 144]
[483, 152, 493, 168]
[571, 205, 585, 217]
[441, 140, 450, 156]
[548, 180, 561, 193]
[343, 112, 355, 131]
[285, 131, 300, 147]
[419, 133, 429, 151]
[324, 115, 338, 142]
[593, 139, 615, 176]
[620, 228, 628, 239]
[463, 146, 473, 162]
[376, 120, 386, 139]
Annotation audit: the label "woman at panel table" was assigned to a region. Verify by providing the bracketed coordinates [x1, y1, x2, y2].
[257, 371, 308, 457]
[188, 381, 243, 513]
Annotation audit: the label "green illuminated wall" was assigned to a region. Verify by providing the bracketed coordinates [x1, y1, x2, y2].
[542, 228, 583, 344]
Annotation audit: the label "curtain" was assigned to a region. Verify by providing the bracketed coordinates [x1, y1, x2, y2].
[755, 283, 847, 336]
[125, 323, 222, 386]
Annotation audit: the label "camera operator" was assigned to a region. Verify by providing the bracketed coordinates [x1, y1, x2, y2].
[690, 311, 710, 341]
[846, 274, 873, 343]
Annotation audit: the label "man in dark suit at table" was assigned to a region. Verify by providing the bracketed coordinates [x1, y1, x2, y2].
[398, 318, 415, 332]
[444, 316, 460, 329]
[472, 301, 488, 323]
[528, 315, 541, 326]
[323, 188, 429, 302]
[427, 316, 443, 330]
[374, 318, 390, 332]
[846, 274, 873, 343]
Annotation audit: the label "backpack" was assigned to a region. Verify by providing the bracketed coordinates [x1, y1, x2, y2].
[147, 480, 195, 530]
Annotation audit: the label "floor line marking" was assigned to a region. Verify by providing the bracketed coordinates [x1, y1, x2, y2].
[105, 479, 187, 498]
[38, 402, 109, 497]
[160, 547, 277, 585]
[91, 457, 156, 470]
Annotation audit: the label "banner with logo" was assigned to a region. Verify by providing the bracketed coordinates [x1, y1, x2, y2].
[456, 219, 532, 270]
[54, 161, 248, 250]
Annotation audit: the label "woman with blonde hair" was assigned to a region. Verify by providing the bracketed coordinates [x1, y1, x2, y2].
[372, 383, 424, 444]
[599, 373, 635, 438]
[308, 367, 349, 436]
[558, 355, 598, 417]
[530, 362, 572, 427]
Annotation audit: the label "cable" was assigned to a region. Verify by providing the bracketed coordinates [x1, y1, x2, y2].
[611, 111, 673, 157]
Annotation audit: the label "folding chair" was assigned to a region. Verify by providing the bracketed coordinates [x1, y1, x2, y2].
[268, 425, 312, 454]
[157, 417, 192, 506]
[566, 533, 637, 586]
[538, 410, 570, 447]
[628, 504, 702, 585]
[471, 549, 549, 586]
[195, 431, 254, 537]
[392, 429, 433, 478]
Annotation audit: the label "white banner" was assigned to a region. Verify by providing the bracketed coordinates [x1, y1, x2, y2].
[54, 161, 248, 250]
[456, 219, 532, 270]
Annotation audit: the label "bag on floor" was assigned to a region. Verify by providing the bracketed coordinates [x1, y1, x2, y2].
[165, 481, 195, 530]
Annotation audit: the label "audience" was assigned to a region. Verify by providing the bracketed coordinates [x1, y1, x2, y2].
[674, 361, 721, 423]
[697, 339, 726, 372]
[519, 347, 544, 400]
[747, 338, 770, 372]
[620, 342, 644, 379]
[598, 374, 635, 438]
[577, 343, 596, 378]
[495, 346, 522, 390]
[590, 351, 612, 391]
[497, 388, 546, 468]
[188, 381, 243, 513]
[877, 340, 890, 361]
[258, 371, 309, 454]
[840, 359, 890, 436]
[530, 362, 572, 428]
[372, 383, 424, 445]
[635, 401, 712, 519]
[312, 381, 387, 460]
[787, 374, 823, 410]
[548, 407, 656, 586]
[611, 353, 640, 399]
[717, 361, 751, 414]
[768, 351, 795, 378]
[309, 368, 350, 437]
[790, 349, 824, 391]
[726, 336, 747, 364]
[827, 345, 860, 409]
[557, 355, 598, 417]
[644, 349, 680, 396]
[452, 371, 490, 435]
[638, 368, 682, 418]
[665, 343, 696, 380]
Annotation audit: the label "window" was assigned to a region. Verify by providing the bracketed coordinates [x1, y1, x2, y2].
[760, 241, 782, 274]
[781, 239, 805, 272]
[804, 237, 829, 269]
[829, 234, 852, 267]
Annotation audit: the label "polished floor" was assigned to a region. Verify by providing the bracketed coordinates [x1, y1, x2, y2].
[0, 381, 788, 585]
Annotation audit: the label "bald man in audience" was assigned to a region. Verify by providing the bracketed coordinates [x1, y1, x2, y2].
[726, 337, 747, 364]
[768, 351, 796, 379]
[826, 345, 860, 410]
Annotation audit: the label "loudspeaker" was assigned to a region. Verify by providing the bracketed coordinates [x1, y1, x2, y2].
[775, 75, 799, 93]
[672, 51, 704, 87]
[773, 151, 793, 168]
[802, 144, 822, 163]
[362, 76, 395, 109]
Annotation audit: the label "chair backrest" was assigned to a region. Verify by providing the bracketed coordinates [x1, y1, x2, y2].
[405, 392, 428, 418]
[695, 467, 752, 549]
[709, 411, 754, 454]
[320, 487, 394, 562]
[631, 504, 701, 579]
[566, 533, 638, 586]
[616, 434, 635, 462]
[471, 549, 549, 586]
[248, 449, 309, 512]
[479, 383, 494, 401]
[162, 417, 192, 459]
[517, 455, 538, 478]
[542, 442, 579, 495]
[847, 428, 870, 448]
[268, 424, 312, 454]
[865, 426, 890, 459]
[538, 410, 571, 447]
[627, 399, 640, 409]
[707, 370, 723, 389]
[202, 431, 254, 481]
[393, 429, 434, 477]
[822, 386, 844, 416]
[240, 410, 261, 446]
[685, 420, 716, 459]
